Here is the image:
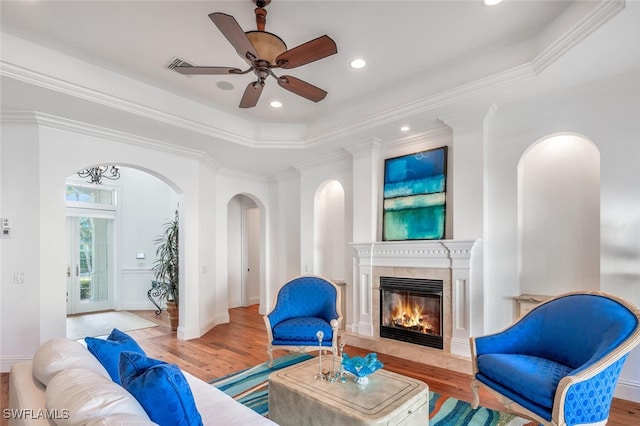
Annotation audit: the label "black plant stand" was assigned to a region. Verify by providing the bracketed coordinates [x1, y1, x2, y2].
[147, 280, 169, 316]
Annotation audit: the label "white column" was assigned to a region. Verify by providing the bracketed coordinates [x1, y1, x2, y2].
[346, 140, 380, 335]
[443, 240, 482, 357]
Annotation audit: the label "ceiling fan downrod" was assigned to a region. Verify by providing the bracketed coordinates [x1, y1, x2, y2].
[254, 2, 268, 32]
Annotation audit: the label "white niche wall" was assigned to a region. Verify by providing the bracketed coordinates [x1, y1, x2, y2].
[517, 134, 600, 295]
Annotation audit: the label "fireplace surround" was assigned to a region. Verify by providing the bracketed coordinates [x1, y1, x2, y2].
[346, 240, 481, 373]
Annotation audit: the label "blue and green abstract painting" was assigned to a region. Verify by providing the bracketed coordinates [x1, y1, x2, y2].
[383, 147, 447, 240]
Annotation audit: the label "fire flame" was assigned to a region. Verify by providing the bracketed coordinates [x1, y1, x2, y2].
[390, 299, 432, 333]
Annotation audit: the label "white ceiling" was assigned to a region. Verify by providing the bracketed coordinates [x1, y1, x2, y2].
[1, 0, 638, 176]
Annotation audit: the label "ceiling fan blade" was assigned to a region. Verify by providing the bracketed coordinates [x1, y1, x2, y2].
[276, 35, 337, 69]
[278, 75, 327, 102]
[239, 81, 264, 108]
[174, 65, 241, 75]
[209, 12, 258, 63]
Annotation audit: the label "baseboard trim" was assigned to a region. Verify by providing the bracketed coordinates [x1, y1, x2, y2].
[615, 377, 640, 403]
[1, 356, 32, 373]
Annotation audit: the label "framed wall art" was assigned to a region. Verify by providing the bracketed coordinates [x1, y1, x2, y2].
[382, 146, 448, 241]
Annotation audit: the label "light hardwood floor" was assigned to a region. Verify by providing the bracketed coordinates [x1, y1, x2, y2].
[2, 306, 639, 425]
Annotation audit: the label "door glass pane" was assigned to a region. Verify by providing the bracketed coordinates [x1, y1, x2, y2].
[66, 185, 114, 205]
[79, 217, 110, 303]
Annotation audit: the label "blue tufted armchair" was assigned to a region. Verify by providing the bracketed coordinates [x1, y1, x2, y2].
[470, 291, 640, 426]
[264, 275, 342, 366]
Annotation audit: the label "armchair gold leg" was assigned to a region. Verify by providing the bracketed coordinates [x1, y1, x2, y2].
[470, 379, 480, 409]
[267, 347, 273, 368]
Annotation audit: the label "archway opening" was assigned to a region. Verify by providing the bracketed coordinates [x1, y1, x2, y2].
[227, 194, 261, 309]
[64, 166, 179, 333]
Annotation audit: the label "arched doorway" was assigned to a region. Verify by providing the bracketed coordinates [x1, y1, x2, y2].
[65, 166, 179, 317]
[517, 133, 600, 294]
[227, 194, 262, 309]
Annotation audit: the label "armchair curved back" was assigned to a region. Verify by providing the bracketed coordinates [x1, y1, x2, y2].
[263, 275, 342, 366]
[267, 276, 339, 327]
[470, 291, 640, 426]
[483, 293, 639, 370]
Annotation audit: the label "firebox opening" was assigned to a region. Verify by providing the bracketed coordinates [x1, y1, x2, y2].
[380, 276, 444, 349]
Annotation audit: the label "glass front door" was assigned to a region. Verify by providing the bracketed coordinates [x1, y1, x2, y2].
[67, 216, 114, 314]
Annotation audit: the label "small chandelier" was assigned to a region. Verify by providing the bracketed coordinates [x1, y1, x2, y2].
[77, 165, 121, 184]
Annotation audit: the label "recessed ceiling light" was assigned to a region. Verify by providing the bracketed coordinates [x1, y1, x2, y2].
[350, 58, 366, 69]
[400, 126, 410, 132]
[483, 0, 503, 5]
[216, 81, 234, 91]
[270, 100, 283, 108]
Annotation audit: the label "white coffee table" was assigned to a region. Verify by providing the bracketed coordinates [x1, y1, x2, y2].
[269, 357, 429, 426]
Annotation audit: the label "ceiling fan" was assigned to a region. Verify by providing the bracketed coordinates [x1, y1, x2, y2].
[174, 0, 337, 109]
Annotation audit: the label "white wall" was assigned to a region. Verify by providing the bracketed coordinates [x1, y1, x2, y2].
[270, 172, 302, 291]
[117, 167, 179, 311]
[0, 117, 219, 371]
[0, 125, 43, 368]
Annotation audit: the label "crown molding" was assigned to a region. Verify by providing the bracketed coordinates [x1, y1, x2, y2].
[381, 126, 452, 159]
[343, 138, 382, 156]
[0, 61, 298, 149]
[218, 167, 269, 182]
[304, 63, 534, 149]
[531, 0, 625, 73]
[0, 110, 220, 169]
[292, 150, 352, 172]
[272, 168, 301, 183]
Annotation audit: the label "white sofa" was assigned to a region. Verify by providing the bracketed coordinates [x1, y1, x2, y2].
[8, 337, 276, 426]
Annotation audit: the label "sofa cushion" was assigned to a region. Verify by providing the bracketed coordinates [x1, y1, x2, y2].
[272, 317, 333, 345]
[119, 351, 203, 426]
[85, 328, 145, 384]
[33, 337, 109, 386]
[477, 353, 574, 409]
[46, 367, 150, 425]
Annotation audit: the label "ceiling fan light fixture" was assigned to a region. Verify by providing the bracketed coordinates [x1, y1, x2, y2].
[245, 31, 287, 64]
[270, 100, 283, 108]
[483, 0, 504, 6]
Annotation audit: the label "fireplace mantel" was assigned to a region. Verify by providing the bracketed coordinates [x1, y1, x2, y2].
[350, 239, 482, 361]
[352, 240, 477, 269]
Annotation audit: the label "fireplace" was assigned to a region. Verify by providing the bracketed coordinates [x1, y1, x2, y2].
[379, 276, 444, 349]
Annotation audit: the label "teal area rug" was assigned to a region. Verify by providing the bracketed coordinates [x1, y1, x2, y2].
[210, 354, 536, 425]
[210, 353, 313, 415]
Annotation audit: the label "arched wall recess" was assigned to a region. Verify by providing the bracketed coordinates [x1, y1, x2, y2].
[313, 180, 346, 280]
[517, 133, 600, 295]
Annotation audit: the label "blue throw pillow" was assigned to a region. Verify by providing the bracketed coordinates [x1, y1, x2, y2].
[119, 351, 203, 426]
[85, 328, 145, 384]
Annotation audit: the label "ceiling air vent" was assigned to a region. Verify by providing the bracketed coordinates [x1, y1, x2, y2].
[166, 57, 192, 71]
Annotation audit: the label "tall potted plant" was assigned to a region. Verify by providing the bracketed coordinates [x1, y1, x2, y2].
[152, 210, 179, 331]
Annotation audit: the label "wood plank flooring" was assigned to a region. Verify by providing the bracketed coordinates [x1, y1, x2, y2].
[2, 305, 639, 425]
